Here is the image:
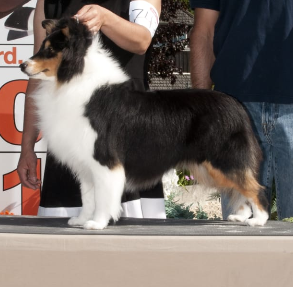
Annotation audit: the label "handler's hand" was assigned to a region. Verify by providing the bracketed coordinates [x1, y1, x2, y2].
[17, 150, 41, 190]
[75, 5, 106, 33]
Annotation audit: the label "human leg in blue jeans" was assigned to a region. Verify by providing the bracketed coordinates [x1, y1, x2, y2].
[222, 102, 293, 220]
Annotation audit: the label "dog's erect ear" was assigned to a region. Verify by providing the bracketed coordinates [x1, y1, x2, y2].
[61, 26, 70, 38]
[42, 18, 71, 38]
[56, 18, 71, 38]
[42, 19, 58, 35]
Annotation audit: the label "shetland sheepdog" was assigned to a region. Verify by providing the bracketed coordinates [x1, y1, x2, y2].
[20, 18, 269, 229]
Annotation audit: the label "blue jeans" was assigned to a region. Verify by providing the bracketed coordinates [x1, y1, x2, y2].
[222, 102, 293, 220]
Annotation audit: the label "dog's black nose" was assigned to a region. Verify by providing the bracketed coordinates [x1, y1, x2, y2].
[19, 62, 28, 72]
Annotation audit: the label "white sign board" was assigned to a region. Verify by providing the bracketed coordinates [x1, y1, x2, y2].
[0, 0, 47, 215]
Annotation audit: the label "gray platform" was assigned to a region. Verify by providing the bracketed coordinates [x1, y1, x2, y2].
[1, 216, 293, 236]
[1, 216, 293, 287]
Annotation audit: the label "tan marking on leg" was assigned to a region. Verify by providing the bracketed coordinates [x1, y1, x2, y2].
[202, 161, 242, 190]
[202, 161, 266, 212]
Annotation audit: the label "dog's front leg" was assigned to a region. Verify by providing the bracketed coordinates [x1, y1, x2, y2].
[68, 173, 95, 226]
[83, 163, 126, 230]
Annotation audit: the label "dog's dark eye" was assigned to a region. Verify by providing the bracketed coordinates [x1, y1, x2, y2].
[45, 46, 56, 57]
[48, 47, 54, 53]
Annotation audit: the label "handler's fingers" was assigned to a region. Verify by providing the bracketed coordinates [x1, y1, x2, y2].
[75, 5, 97, 23]
[75, 4, 92, 16]
[17, 156, 41, 190]
[28, 173, 41, 186]
[28, 164, 41, 187]
[18, 166, 40, 190]
[84, 18, 102, 32]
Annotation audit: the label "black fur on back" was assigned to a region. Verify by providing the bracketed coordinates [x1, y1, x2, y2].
[84, 81, 262, 187]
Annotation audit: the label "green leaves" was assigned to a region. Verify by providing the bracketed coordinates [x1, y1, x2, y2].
[176, 169, 195, 187]
[165, 192, 195, 219]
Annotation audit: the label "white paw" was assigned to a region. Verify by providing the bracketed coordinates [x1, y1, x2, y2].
[83, 220, 108, 230]
[68, 216, 87, 226]
[245, 218, 267, 227]
[227, 214, 247, 222]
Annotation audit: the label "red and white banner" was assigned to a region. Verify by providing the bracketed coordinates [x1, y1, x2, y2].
[0, 0, 46, 215]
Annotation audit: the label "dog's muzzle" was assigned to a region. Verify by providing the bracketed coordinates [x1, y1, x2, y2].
[19, 62, 28, 73]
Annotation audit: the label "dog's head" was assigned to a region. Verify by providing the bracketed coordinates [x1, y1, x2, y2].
[20, 18, 93, 83]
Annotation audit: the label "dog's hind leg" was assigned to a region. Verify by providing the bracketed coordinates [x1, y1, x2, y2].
[83, 163, 126, 230]
[227, 189, 269, 226]
[202, 162, 269, 226]
[244, 189, 269, 226]
[230, 171, 269, 226]
[227, 201, 253, 222]
[68, 172, 95, 226]
[222, 190, 253, 222]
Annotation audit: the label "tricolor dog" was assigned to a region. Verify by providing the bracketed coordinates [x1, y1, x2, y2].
[20, 18, 269, 229]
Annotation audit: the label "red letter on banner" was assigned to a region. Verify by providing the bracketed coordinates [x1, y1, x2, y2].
[0, 80, 27, 145]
